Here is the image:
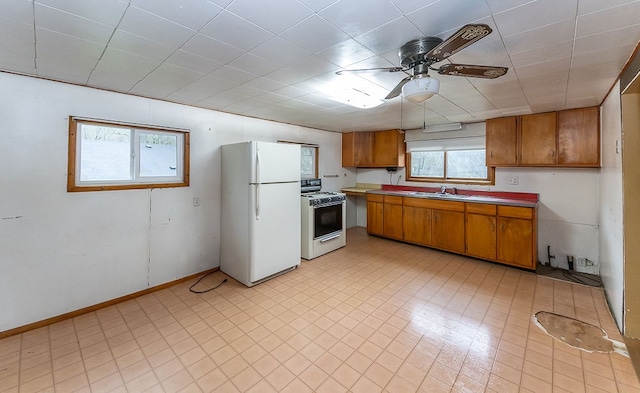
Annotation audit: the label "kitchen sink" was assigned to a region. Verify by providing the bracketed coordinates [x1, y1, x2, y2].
[408, 191, 469, 199]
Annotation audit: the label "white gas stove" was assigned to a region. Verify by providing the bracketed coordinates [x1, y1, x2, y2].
[300, 179, 346, 260]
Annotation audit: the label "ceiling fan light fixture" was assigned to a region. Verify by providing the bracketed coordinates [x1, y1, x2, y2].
[402, 77, 439, 103]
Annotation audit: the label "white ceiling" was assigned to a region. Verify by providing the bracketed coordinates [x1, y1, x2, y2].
[2, 0, 640, 132]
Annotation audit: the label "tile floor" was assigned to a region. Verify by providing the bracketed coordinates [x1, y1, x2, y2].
[1, 227, 639, 392]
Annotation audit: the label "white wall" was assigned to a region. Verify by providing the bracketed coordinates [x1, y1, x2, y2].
[0, 73, 343, 332]
[599, 82, 624, 330]
[352, 125, 601, 274]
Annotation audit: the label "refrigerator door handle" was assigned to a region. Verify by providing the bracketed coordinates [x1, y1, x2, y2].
[256, 182, 260, 220]
[255, 149, 261, 219]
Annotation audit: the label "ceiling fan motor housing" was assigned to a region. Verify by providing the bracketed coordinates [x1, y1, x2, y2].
[399, 37, 443, 69]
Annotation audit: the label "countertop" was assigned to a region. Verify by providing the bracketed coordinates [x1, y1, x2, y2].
[340, 183, 381, 195]
[366, 187, 538, 208]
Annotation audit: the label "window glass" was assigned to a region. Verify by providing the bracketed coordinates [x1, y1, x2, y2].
[300, 146, 317, 179]
[139, 133, 178, 177]
[410, 151, 445, 178]
[446, 150, 487, 179]
[79, 125, 131, 181]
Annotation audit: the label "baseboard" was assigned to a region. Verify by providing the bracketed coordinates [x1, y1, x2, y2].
[0, 268, 219, 340]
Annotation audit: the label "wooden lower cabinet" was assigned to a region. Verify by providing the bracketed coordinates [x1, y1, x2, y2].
[403, 198, 432, 246]
[366, 194, 384, 236]
[383, 196, 403, 240]
[432, 209, 465, 253]
[497, 206, 536, 269]
[366, 194, 537, 270]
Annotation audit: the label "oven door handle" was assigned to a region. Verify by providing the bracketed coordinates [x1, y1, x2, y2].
[320, 233, 342, 243]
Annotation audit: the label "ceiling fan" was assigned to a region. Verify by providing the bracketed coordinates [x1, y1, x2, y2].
[336, 24, 508, 103]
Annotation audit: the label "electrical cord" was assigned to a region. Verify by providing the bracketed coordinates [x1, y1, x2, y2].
[189, 271, 227, 293]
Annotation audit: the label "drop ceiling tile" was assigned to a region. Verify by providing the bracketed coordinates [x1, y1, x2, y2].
[165, 50, 223, 74]
[0, 51, 35, 74]
[571, 44, 637, 70]
[2, 0, 34, 24]
[200, 10, 274, 51]
[207, 65, 257, 84]
[118, 6, 196, 48]
[165, 82, 220, 104]
[109, 30, 177, 61]
[87, 70, 141, 93]
[250, 37, 311, 65]
[91, 47, 160, 83]
[35, 59, 92, 84]
[406, 0, 492, 37]
[390, 0, 439, 14]
[502, 19, 576, 54]
[486, 0, 537, 14]
[271, 85, 310, 99]
[574, 24, 640, 54]
[316, 39, 377, 68]
[130, 0, 223, 30]
[319, 0, 402, 38]
[181, 34, 244, 64]
[264, 67, 315, 85]
[296, 0, 339, 12]
[0, 20, 35, 56]
[36, 0, 128, 27]
[288, 55, 343, 80]
[227, 53, 281, 77]
[226, 0, 313, 35]
[241, 78, 286, 93]
[207, 0, 234, 7]
[279, 15, 349, 53]
[353, 16, 424, 55]
[576, 1, 640, 37]
[578, 0, 640, 15]
[510, 40, 573, 68]
[130, 64, 205, 98]
[494, 0, 577, 37]
[34, 3, 115, 45]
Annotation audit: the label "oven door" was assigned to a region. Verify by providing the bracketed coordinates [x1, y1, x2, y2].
[313, 201, 343, 240]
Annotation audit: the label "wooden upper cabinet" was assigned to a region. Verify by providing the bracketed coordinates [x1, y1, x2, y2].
[342, 130, 405, 167]
[557, 106, 600, 167]
[486, 116, 518, 166]
[342, 132, 374, 167]
[520, 112, 557, 165]
[373, 130, 405, 167]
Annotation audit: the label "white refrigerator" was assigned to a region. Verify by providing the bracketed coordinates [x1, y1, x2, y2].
[220, 141, 301, 287]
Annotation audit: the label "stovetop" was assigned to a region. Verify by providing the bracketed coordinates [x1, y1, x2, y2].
[301, 191, 346, 205]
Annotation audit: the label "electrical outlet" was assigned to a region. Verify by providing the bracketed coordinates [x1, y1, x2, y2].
[577, 257, 586, 267]
[508, 176, 519, 185]
[193, 197, 200, 207]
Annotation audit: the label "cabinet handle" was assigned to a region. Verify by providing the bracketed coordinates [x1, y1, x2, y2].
[490, 151, 494, 157]
[550, 149, 555, 157]
[491, 223, 495, 232]
[500, 224, 505, 232]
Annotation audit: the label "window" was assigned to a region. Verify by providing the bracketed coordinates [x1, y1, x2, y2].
[406, 136, 493, 184]
[68, 117, 189, 191]
[300, 145, 318, 179]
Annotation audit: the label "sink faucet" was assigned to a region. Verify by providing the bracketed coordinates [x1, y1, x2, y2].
[440, 185, 447, 194]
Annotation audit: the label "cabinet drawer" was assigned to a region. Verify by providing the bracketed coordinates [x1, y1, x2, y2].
[466, 203, 496, 215]
[403, 197, 464, 211]
[384, 195, 403, 205]
[498, 205, 533, 219]
[367, 194, 384, 203]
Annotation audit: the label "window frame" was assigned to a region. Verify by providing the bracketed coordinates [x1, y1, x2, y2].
[406, 149, 495, 185]
[67, 117, 190, 192]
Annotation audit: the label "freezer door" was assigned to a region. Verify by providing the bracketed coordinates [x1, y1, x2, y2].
[249, 182, 301, 283]
[250, 142, 301, 184]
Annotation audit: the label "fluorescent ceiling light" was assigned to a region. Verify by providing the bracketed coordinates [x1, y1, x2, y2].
[402, 77, 439, 103]
[324, 76, 386, 109]
[422, 122, 463, 133]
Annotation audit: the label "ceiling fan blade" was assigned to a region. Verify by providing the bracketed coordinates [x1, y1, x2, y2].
[385, 76, 412, 99]
[425, 24, 492, 61]
[336, 66, 405, 75]
[436, 64, 508, 79]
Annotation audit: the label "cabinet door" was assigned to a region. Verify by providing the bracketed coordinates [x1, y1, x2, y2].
[497, 217, 534, 269]
[366, 195, 384, 236]
[466, 213, 497, 260]
[342, 132, 374, 167]
[486, 117, 517, 166]
[383, 196, 403, 240]
[403, 205, 432, 245]
[432, 210, 465, 253]
[373, 130, 404, 167]
[520, 112, 557, 165]
[557, 107, 600, 166]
